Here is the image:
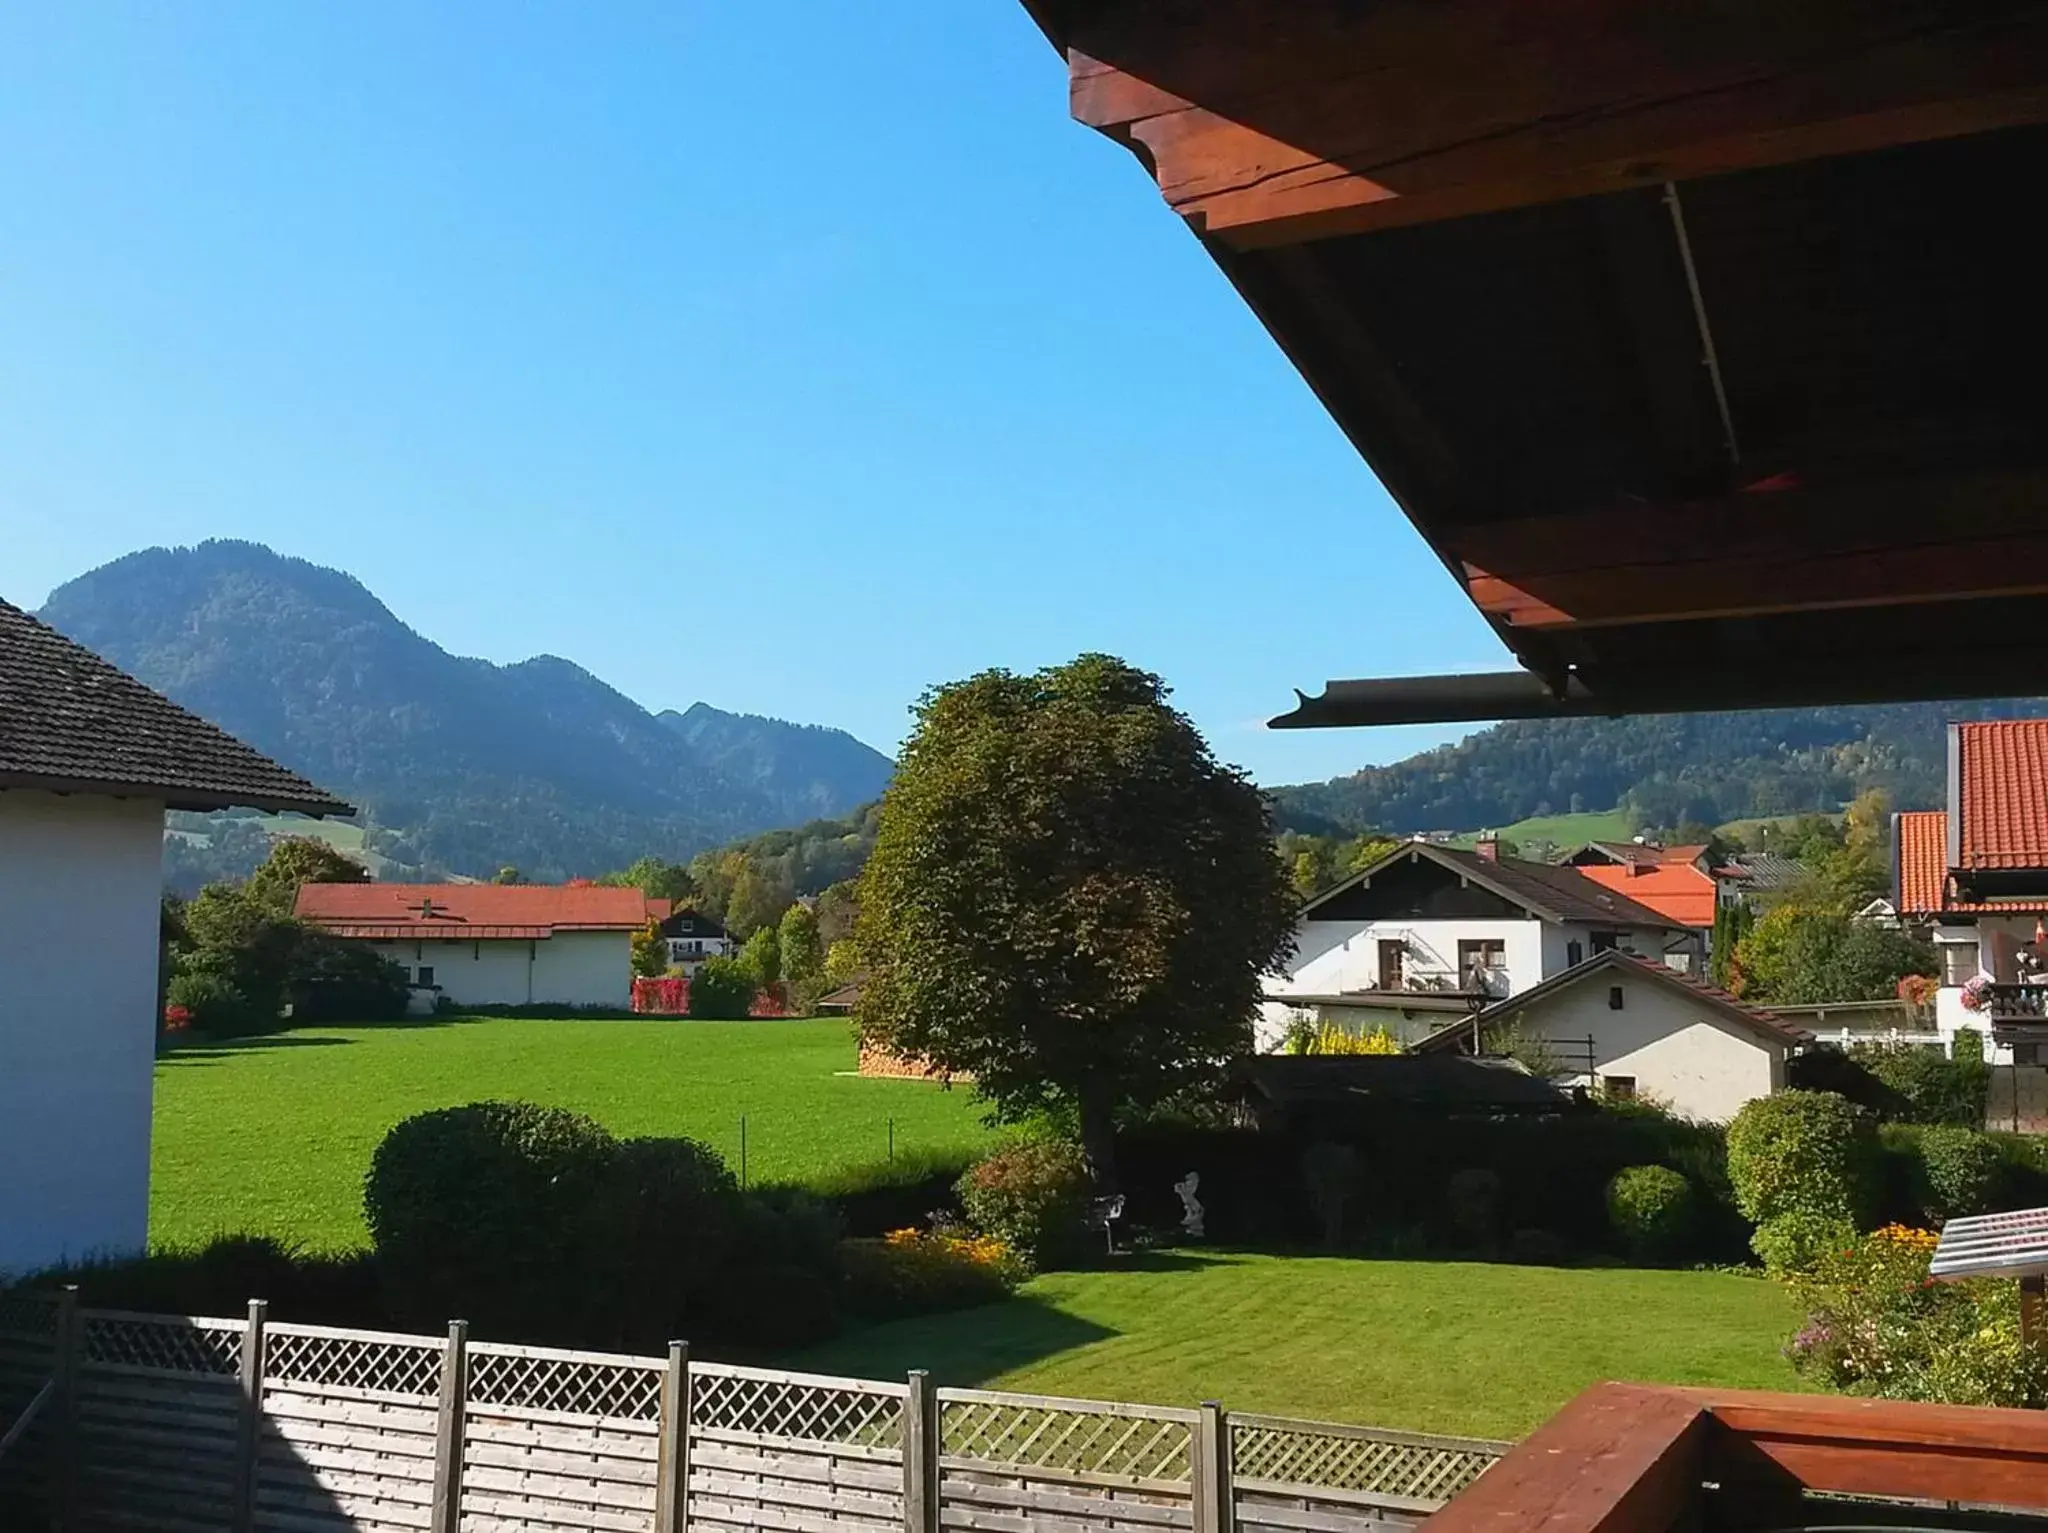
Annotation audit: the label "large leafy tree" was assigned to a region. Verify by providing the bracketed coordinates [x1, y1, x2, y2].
[856, 654, 1296, 1185]
[245, 836, 368, 916]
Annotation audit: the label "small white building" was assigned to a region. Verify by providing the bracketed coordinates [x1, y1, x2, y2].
[1, 599, 352, 1277]
[295, 883, 644, 1009]
[1417, 950, 1807, 1122]
[1260, 838, 1692, 1050]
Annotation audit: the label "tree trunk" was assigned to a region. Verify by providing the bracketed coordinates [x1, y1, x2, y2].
[1077, 1079, 1118, 1192]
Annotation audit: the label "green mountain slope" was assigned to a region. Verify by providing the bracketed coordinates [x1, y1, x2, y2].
[37, 541, 893, 880]
[1270, 703, 2048, 836]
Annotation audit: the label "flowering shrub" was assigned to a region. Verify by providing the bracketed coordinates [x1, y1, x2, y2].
[1960, 974, 1994, 1013]
[1895, 973, 1938, 1010]
[161, 1004, 192, 1034]
[957, 1139, 1091, 1269]
[1785, 1224, 2048, 1407]
[839, 1227, 1027, 1318]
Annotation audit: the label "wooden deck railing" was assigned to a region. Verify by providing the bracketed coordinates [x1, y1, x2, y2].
[1421, 1383, 2048, 1531]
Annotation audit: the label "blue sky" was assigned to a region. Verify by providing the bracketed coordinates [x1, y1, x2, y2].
[0, 3, 1506, 783]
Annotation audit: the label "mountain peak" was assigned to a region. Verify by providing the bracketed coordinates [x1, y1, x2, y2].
[35, 542, 893, 881]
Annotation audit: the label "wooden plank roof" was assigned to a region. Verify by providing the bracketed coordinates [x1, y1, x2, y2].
[1019, 1, 2048, 724]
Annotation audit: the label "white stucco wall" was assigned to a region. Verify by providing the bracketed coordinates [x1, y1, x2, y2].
[1498, 974, 1785, 1122]
[1273, 917, 1675, 1004]
[367, 930, 632, 1008]
[0, 789, 166, 1277]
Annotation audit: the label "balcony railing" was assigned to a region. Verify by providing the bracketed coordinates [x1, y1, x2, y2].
[1983, 981, 2048, 1032]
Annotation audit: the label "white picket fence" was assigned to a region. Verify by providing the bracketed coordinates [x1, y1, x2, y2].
[0, 1290, 1506, 1532]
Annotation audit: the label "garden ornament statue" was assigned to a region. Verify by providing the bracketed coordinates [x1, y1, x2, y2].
[1173, 1171, 1205, 1238]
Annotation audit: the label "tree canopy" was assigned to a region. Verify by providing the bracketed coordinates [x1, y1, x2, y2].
[855, 654, 1296, 1185]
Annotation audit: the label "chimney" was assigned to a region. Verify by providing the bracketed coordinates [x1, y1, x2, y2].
[1475, 836, 1500, 863]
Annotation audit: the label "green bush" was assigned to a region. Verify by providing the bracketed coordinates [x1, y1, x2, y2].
[1752, 1211, 1858, 1277]
[957, 1140, 1091, 1269]
[1301, 1142, 1361, 1247]
[606, 1137, 742, 1343]
[796, 1148, 973, 1237]
[688, 957, 757, 1019]
[1605, 1166, 1696, 1263]
[291, 935, 410, 1023]
[1915, 1125, 2005, 1221]
[1727, 1090, 1876, 1240]
[1851, 1043, 1990, 1127]
[364, 1101, 625, 1339]
[165, 966, 269, 1037]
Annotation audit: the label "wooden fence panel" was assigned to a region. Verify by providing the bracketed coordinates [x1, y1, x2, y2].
[256, 1321, 446, 1533]
[0, 1298, 1510, 1533]
[687, 1361, 909, 1533]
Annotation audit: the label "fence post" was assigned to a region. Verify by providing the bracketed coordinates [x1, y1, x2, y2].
[903, 1370, 938, 1533]
[50, 1286, 80, 1533]
[430, 1320, 468, 1533]
[1193, 1402, 1232, 1533]
[230, 1298, 268, 1533]
[656, 1341, 690, 1533]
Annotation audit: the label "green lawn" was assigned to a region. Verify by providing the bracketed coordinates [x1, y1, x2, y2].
[151, 1018, 995, 1251]
[796, 1251, 1805, 1439]
[1448, 808, 1633, 851]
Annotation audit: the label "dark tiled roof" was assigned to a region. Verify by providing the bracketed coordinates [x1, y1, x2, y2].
[1724, 853, 1806, 891]
[1429, 845, 1685, 930]
[0, 598, 351, 815]
[659, 908, 730, 940]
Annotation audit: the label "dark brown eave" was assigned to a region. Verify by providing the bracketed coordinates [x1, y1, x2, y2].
[1024, 1, 2048, 726]
[0, 769, 354, 819]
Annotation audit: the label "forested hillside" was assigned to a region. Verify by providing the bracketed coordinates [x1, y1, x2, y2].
[38, 541, 893, 880]
[1270, 702, 2047, 836]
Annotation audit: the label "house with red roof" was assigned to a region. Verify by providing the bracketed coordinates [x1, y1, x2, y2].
[1416, 950, 1806, 1122]
[1893, 720, 2048, 1066]
[295, 882, 647, 1010]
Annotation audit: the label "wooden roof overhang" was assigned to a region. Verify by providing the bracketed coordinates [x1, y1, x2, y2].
[1020, 2, 2048, 725]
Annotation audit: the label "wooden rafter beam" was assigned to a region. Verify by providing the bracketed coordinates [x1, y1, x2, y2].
[1066, 1, 2048, 249]
[1449, 468, 2048, 632]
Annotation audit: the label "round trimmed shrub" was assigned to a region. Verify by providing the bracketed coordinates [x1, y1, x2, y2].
[957, 1140, 1090, 1269]
[1727, 1090, 1876, 1233]
[1916, 1125, 2004, 1221]
[1446, 1168, 1503, 1250]
[1605, 1165, 1696, 1262]
[1752, 1211, 1858, 1278]
[364, 1101, 623, 1336]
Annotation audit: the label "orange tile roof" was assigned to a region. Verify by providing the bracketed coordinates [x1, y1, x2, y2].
[1957, 719, 2048, 870]
[1574, 863, 1719, 928]
[295, 882, 649, 936]
[1895, 810, 1949, 916]
[1894, 807, 2048, 917]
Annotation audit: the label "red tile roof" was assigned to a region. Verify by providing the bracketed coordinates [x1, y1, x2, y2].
[295, 883, 649, 938]
[1894, 807, 2048, 917]
[1957, 719, 2048, 870]
[1573, 863, 1719, 929]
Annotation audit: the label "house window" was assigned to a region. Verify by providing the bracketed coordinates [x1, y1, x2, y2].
[1456, 939, 1505, 988]
[416, 966, 435, 988]
[1376, 940, 1405, 991]
[1590, 931, 1621, 954]
[1566, 940, 1584, 967]
[1942, 941, 1981, 987]
[1608, 986, 1625, 1010]
[1603, 1075, 1637, 1102]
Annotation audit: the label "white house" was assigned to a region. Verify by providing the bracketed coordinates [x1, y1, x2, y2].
[294, 882, 644, 1009]
[0, 599, 352, 1278]
[1894, 721, 2048, 1066]
[1259, 837, 1693, 1050]
[1414, 950, 1806, 1122]
[657, 907, 733, 974]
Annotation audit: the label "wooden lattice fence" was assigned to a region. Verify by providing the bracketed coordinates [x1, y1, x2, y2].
[0, 1292, 1507, 1532]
